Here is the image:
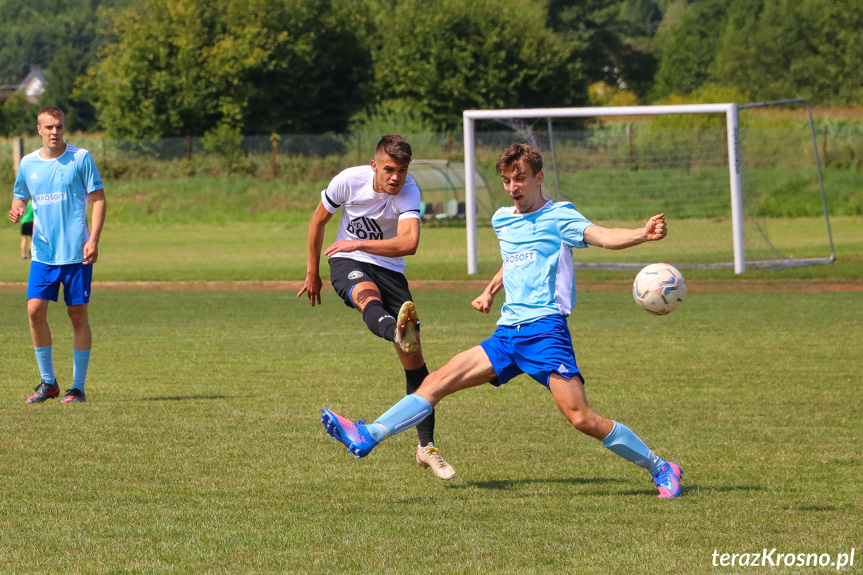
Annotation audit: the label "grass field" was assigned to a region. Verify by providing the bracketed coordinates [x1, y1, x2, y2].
[0, 217, 861, 573]
[0, 287, 860, 573]
[1, 216, 861, 283]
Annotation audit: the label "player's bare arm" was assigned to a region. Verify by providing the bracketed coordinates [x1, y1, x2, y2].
[9, 198, 26, 223]
[84, 190, 106, 265]
[324, 217, 420, 258]
[297, 202, 334, 306]
[471, 266, 504, 314]
[583, 213, 667, 250]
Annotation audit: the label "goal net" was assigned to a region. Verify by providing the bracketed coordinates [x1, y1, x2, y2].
[462, 101, 834, 274]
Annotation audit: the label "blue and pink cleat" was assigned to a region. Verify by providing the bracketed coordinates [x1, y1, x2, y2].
[653, 461, 683, 498]
[321, 408, 380, 458]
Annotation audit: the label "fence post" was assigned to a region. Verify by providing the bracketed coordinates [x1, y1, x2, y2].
[822, 125, 829, 168]
[186, 135, 192, 161]
[446, 131, 452, 161]
[12, 136, 24, 175]
[270, 133, 280, 176]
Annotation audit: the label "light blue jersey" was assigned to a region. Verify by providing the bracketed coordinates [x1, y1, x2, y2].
[13, 145, 103, 265]
[493, 200, 593, 326]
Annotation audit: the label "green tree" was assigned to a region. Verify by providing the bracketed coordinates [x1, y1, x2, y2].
[0, 93, 40, 137]
[710, 0, 863, 105]
[801, 0, 863, 105]
[651, 0, 728, 99]
[81, 0, 371, 137]
[0, 0, 126, 130]
[0, 0, 62, 84]
[41, 44, 99, 132]
[367, 0, 587, 131]
[544, 0, 659, 100]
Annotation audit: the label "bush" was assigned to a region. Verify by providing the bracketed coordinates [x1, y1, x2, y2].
[202, 124, 255, 175]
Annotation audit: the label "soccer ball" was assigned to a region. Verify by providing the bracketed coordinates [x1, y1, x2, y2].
[632, 263, 686, 315]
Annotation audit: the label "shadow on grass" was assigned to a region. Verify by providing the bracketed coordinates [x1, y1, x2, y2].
[453, 479, 764, 498]
[454, 476, 628, 490]
[617, 484, 766, 497]
[139, 394, 230, 402]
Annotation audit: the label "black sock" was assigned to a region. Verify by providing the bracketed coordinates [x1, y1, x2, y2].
[362, 300, 397, 341]
[407, 363, 435, 446]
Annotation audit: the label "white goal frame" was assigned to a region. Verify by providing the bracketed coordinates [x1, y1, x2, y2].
[462, 102, 834, 275]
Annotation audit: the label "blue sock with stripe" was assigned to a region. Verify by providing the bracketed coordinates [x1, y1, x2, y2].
[73, 349, 91, 393]
[601, 421, 663, 474]
[34, 346, 55, 384]
[366, 394, 433, 441]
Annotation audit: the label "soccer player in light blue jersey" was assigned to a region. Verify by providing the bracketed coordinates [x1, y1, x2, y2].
[8, 107, 106, 404]
[322, 143, 683, 498]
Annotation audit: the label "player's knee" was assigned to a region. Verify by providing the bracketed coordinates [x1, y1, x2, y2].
[67, 306, 89, 328]
[27, 305, 47, 324]
[27, 313, 47, 328]
[418, 373, 451, 403]
[567, 409, 598, 434]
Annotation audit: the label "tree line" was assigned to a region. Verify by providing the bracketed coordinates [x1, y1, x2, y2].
[1, 0, 861, 139]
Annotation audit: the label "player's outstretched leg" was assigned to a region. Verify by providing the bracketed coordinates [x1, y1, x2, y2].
[652, 461, 683, 499]
[322, 395, 434, 460]
[601, 420, 683, 498]
[321, 409, 380, 458]
[394, 301, 418, 354]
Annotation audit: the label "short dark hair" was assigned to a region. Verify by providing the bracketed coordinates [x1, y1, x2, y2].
[496, 143, 543, 175]
[376, 134, 412, 163]
[38, 107, 65, 125]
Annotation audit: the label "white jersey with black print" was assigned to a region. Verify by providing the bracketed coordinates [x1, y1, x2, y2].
[320, 164, 421, 273]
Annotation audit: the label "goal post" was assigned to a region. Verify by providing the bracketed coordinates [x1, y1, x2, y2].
[462, 101, 834, 275]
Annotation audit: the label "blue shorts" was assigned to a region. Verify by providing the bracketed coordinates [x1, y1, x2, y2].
[28, 261, 93, 306]
[480, 315, 582, 389]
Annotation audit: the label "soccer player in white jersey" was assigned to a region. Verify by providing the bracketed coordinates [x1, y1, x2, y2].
[8, 107, 106, 404]
[298, 135, 455, 480]
[321, 143, 683, 498]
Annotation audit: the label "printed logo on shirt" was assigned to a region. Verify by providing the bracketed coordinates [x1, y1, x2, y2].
[30, 172, 39, 179]
[502, 250, 537, 269]
[346, 217, 383, 240]
[34, 192, 67, 205]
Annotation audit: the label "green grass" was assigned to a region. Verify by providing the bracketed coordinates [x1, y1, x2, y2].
[0, 208, 861, 572]
[1, 216, 861, 283]
[0, 287, 861, 573]
[106, 176, 327, 224]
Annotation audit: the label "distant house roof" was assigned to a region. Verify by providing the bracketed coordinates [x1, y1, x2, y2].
[0, 70, 47, 103]
[20, 70, 47, 103]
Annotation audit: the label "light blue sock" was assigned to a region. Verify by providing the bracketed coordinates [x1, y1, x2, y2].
[601, 421, 663, 474]
[34, 346, 55, 384]
[366, 394, 433, 441]
[73, 349, 91, 392]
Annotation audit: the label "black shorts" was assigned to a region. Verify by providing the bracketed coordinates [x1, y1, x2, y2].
[328, 257, 414, 317]
[21, 222, 33, 236]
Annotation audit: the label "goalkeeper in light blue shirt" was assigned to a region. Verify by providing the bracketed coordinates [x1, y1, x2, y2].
[321, 143, 683, 498]
[8, 107, 106, 404]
